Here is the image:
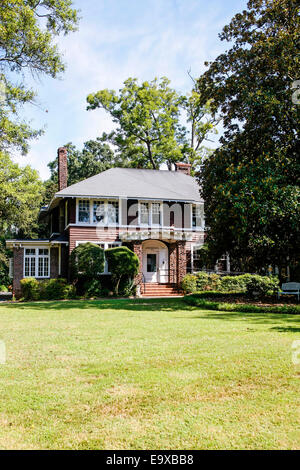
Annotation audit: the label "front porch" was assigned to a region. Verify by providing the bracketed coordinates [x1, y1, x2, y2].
[130, 239, 187, 296]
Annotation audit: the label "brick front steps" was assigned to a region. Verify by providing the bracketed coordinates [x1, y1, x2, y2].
[141, 283, 182, 297]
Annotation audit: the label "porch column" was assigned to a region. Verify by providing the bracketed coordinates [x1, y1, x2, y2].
[169, 243, 177, 284]
[132, 241, 143, 286]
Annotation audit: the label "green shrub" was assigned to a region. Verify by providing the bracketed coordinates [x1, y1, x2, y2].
[218, 274, 253, 293]
[20, 278, 40, 300]
[40, 278, 76, 300]
[245, 275, 279, 297]
[195, 272, 210, 290]
[70, 243, 105, 281]
[105, 247, 139, 295]
[83, 279, 102, 298]
[181, 274, 197, 294]
[184, 294, 300, 315]
[21, 278, 76, 301]
[0, 284, 8, 292]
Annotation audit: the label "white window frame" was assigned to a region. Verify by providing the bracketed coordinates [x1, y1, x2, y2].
[192, 204, 204, 229]
[191, 243, 204, 273]
[76, 199, 120, 226]
[75, 241, 122, 274]
[138, 201, 163, 227]
[23, 247, 50, 279]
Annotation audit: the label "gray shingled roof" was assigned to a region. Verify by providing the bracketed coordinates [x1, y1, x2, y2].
[55, 168, 202, 202]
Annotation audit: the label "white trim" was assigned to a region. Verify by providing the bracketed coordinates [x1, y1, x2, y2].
[23, 247, 50, 279]
[76, 198, 120, 226]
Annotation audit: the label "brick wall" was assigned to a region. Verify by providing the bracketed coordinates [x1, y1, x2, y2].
[132, 241, 143, 286]
[13, 247, 24, 298]
[50, 248, 59, 278]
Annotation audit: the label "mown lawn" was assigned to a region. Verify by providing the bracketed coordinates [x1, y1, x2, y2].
[0, 298, 299, 450]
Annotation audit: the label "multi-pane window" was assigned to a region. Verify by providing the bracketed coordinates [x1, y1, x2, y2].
[92, 200, 119, 225]
[140, 203, 149, 225]
[38, 249, 49, 277]
[24, 249, 36, 277]
[151, 203, 161, 226]
[24, 248, 49, 278]
[93, 201, 105, 223]
[107, 202, 119, 224]
[192, 205, 203, 228]
[78, 200, 90, 223]
[192, 245, 203, 272]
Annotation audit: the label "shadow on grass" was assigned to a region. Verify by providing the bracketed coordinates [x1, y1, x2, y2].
[180, 310, 300, 330]
[2, 298, 299, 330]
[2, 297, 193, 313]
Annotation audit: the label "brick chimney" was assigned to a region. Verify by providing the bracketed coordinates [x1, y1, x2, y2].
[58, 147, 68, 191]
[175, 162, 191, 176]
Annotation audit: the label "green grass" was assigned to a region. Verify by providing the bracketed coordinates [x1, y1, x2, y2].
[0, 298, 299, 450]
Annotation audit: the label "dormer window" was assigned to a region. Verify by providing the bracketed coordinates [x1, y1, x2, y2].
[78, 200, 90, 223]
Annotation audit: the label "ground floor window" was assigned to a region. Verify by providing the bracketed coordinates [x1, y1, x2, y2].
[24, 248, 50, 278]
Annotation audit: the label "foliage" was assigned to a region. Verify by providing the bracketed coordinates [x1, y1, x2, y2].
[182, 272, 279, 297]
[185, 294, 300, 315]
[20, 277, 40, 300]
[0, 0, 79, 153]
[245, 275, 279, 298]
[197, 0, 300, 271]
[0, 152, 44, 237]
[82, 278, 102, 298]
[39, 278, 76, 300]
[0, 284, 8, 292]
[87, 77, 216, 172]
[44, 139, 128, 203]
[218, 274, 254, 293]
[105, 246, 139, 295]
[70, 243, 105, 281]
[21, 277, 75, 301]
[181, 274, 197, 294]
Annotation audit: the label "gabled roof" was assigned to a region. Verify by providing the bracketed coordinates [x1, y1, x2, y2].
[55, 168, 202, 203]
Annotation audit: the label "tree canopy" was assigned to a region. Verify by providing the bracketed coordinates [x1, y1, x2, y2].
[197, 0, 300, 272]
[87, 76, 216, 172]
[0, 0, 79, 153]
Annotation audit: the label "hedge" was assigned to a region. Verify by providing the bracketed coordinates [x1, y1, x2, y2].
[181, 273, 279, 297]
[184, 294, 300, 315]
[20, 278, 76, 301]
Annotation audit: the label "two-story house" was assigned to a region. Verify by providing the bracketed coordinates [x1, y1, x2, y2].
[7, 147, 205, 297]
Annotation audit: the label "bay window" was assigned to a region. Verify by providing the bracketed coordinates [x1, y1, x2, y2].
[24, 248, 50, 278]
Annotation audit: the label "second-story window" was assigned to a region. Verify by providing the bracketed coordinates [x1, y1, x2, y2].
[78, 200, 90, 223]
[107, 201, 119, 224]
[93, 201, 105, 223]
[192, 205, 202, 228]
[151, 203, 161, 226]
[140, 203, 149, 225]
[93, 200, 119, 225]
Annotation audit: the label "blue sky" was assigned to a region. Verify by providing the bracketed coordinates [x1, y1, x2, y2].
[16, 0, 248, 180]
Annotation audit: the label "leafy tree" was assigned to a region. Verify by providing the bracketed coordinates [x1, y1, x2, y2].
[87, 77, 188, 170]
[105, 246, 139, 295]
[197, 0, 300, 271]
[70, 243, 105, 282]
[0, 0, 79, 153]
[0, 151, 44, 237]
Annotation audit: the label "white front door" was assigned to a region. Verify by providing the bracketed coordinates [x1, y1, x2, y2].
[143, 250, 158, 283]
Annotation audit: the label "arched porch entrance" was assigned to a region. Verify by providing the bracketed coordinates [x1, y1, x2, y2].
[142, 240, 168, 283]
